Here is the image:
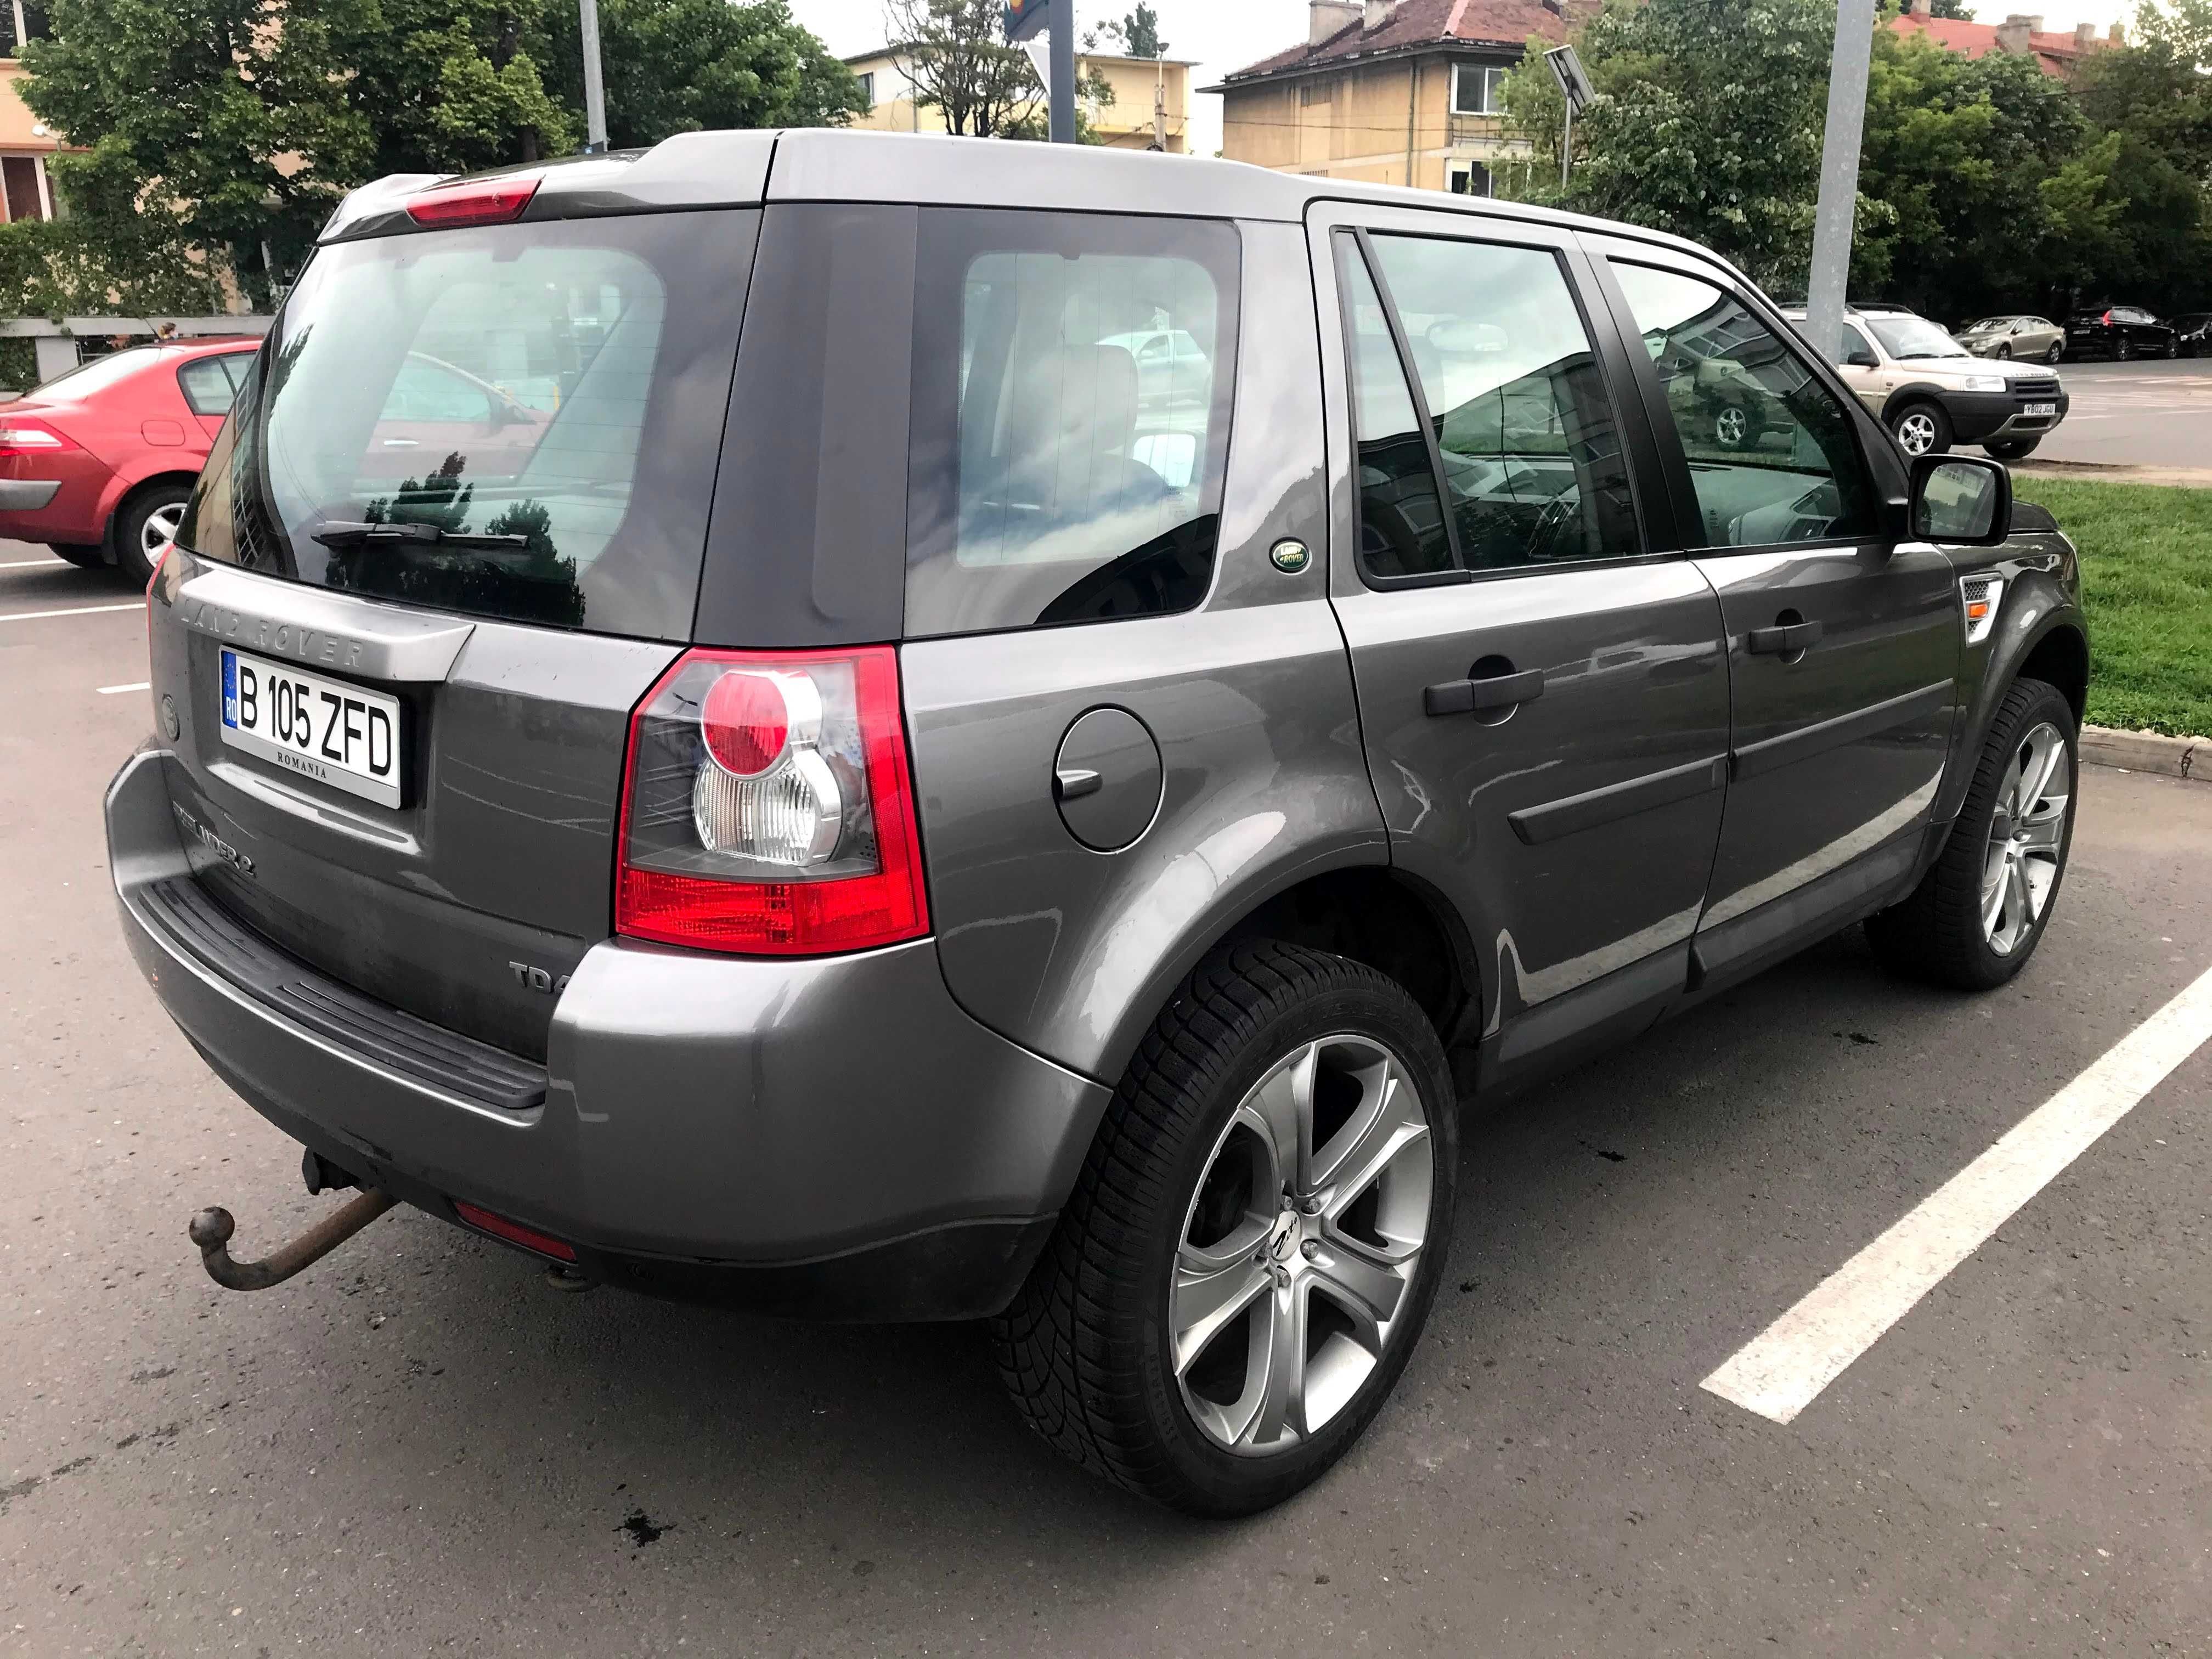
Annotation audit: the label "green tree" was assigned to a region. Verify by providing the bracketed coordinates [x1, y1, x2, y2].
[1092, 4, 1166, 57]
[538, 0, 865, 147]
[1505, 0, 1838, 286]
[1923, 0, 1975, 17]
[888, 0, 1040, 136]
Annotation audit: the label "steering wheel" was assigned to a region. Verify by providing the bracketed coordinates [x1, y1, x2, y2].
[1525, 492, 1581, 563]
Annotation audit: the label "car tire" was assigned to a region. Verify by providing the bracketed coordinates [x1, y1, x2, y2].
[1866, 677, 2077, 992]
[1983, 437, 2039, 460]
[2164, 338, 2179, 359]
[1712, 401, 1752, 450]
[2046, 342, 2063, 364]
[111, 480, 191, 586]
[46, 543, 106, 569]
[991, 939, 1458, 1517]
[2116, 336, 2132, 362]
[1888, 400, 1951, 458]
[1994, 343, 2012, 360]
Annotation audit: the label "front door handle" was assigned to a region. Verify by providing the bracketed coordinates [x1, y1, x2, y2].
[1746, 620, 1824, 656]
[1425, 667, 1546, 716]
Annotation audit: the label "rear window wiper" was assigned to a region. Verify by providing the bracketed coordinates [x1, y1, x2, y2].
[309, 520, 532, 551]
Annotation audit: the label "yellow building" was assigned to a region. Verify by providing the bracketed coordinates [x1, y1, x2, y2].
[1211, 0, 1587, 195]
[845, 44, 1194, 153]
[0, 3, 61, 222]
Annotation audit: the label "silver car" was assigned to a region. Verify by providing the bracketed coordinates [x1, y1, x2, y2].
[1958, 314, 2065, 364]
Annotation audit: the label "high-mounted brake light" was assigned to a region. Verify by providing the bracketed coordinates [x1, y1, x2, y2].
[406, 176, 541, 229]
[614, 646, 929, 956]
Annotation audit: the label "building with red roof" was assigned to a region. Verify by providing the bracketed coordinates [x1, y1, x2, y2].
[1209, 0, 1594, 196]
[1890, 0, 2124, 80]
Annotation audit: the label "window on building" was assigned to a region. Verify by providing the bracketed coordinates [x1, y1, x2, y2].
[12, 2, 50, 53]
[1300, 77, 1334, 106]
[0, 156, 47, 223]
[1446, 161, 1493, 197]
[856, 71, 875, 109]
[1450, 63, 1507, 116]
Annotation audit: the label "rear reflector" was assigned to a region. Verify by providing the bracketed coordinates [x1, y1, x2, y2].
[452, 1200, 577, 1262]
[407, 176, 541, 228]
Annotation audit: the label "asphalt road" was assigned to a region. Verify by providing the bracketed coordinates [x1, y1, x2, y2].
[2034, 356, 2212, 470]
[4, 548, 2209, 1657]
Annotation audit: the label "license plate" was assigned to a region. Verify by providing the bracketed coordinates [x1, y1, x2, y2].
[2022, 402, 2057, 417]
[219, 648, 403, 808]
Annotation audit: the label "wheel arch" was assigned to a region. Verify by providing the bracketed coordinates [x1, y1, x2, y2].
[1879, 383, 1951, 425]
[1936, 604, 2089, 827]
[1092, 858, 1482, 1091]
[98, 466, 204, 551]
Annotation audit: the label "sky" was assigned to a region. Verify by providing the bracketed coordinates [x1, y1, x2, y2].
[787, 1, 2149, 160]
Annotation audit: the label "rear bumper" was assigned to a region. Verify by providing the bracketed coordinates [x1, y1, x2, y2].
[108, 748, 1108, 1319]
[0, 454, 112, 542]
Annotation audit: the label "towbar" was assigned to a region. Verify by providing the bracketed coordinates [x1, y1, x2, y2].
[188, 1189, 399, 1291]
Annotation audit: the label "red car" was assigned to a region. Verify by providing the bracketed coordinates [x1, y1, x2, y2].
[0, 337, 261, 583]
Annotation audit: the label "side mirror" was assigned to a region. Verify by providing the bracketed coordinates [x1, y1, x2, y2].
[1845, 350, 1878, 369]
[1910, 454, 2011, 546]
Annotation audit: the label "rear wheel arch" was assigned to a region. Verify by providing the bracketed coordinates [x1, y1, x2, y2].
[105, 471, 200, 583]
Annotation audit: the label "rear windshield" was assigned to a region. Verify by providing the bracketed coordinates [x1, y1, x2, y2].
[178, 211, 759, 640]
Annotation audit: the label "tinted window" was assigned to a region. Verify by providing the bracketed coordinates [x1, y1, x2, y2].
[1612, 262, 1877, 550]
[1337, 236, 1453, 580]
[1359, 232, 1639, 574]
[1841, 323, 1878, 363]
[177, 357, 238, 417]
[905, 211, 1238, 636]
[178, 212, 758, 639]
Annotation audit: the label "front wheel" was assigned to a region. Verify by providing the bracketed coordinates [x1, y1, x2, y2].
[2046, 342, 2063, 364]
[992, 941, 1457, 1516]
[1889, 401, 1951, 458]
[1712, 401, 1752, 450]
[1867, 678, 2077, 991]
[1995, 343, 2013, 360]
[2164, 338, 2180, 359]
[112, 481, 191, 586]
[1984, 437, 2040, 460]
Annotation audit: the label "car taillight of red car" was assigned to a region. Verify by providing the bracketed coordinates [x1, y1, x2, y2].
[0, 417, 76, 460]
[614, 646, 929, 956]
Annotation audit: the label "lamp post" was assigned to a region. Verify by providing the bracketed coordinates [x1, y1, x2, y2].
[579, 0, 608, 153]
[1804, 0, 1878, 363]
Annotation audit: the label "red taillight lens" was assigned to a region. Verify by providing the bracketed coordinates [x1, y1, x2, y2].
[405, 176, 540, 228]
[0, 418, 75, 459]
[2101, 310, 2113, 325]
[614, 646, 929, 956]
[701, 669, 797, 778]
[452, 1200, 576, 1262]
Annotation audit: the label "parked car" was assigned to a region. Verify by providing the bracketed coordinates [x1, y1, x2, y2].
[0, 338, 261, 583]
[114, 132, 2089, 1518]
[1790, 304, 2069, 459]
[2063, 304, 2179, 361]
[2172, 313, 2212, 358]
[1956, 314, 2064, 363]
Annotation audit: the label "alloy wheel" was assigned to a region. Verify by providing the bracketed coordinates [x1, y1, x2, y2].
[2046, 342, 2062, 363]
[1893, 409, 1939, 456]
[1713, 405, 1749, 448]
[142, 500, 185, 564]
[1982, 721, 2070, 957]
[1170, 1035, 1434, 1458]
[1995, 343, 2012, 360]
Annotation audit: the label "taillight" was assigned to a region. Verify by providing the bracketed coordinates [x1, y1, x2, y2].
[405, 175, 540, 228]
[2100, 310, 2113, 325]
[0, 419, 75, 459]
[614, 646, 929, 956]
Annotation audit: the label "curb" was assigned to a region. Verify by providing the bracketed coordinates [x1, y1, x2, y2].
[2080, 725, 2205, 782]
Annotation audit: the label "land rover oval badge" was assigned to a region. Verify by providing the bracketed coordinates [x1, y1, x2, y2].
[1269, 538, 1311, 574]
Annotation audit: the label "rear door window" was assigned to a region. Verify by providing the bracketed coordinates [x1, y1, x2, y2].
[178, 212, 759, 640]
[904, 210, 1239, 636]
[177, 357, 238, 417]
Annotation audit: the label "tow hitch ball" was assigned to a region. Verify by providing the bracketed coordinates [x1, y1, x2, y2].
[188, 1163, 398, 1291]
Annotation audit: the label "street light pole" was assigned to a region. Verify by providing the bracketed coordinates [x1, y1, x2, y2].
[1048, 0, 1076, 144]
[578, 0, 608, 153]
[1804, 0, 1877, 363]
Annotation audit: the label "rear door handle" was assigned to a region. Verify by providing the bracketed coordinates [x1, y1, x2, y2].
[1424, 667, 1546, 716]
[1746, 620, 1824, 656]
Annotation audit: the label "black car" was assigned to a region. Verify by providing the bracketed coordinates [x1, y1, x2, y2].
[2063, 305, 2179, 361]
[2174, 313, 2212, 358]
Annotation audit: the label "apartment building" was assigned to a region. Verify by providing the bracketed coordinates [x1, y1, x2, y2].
[0, 2, 60, 222]
[846, 44, 1194, 151]
[1211, 0, 1587, 195]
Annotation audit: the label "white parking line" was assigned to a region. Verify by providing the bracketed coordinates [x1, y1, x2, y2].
[1703, 960, 2212, 1425]
[0, 556, 64, 569]
[97, 681, 150, 695]
[0, 602, 140, 623]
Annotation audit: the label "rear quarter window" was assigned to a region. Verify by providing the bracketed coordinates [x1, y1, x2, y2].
[904, 210, 1240, 636]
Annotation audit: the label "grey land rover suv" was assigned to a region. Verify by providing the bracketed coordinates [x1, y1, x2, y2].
[109, 131, 2089, 1517]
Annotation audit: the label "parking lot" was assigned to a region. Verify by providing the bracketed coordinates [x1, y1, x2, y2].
[3, 543, 2209, 1656]
[2035, 357, 2212, 472]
